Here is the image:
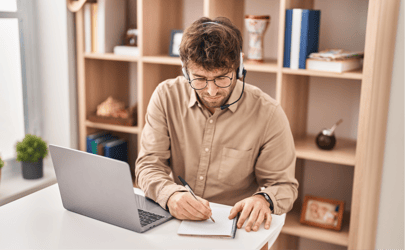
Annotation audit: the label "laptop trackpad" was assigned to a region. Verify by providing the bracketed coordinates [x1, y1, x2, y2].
[134, 194, 172, 217]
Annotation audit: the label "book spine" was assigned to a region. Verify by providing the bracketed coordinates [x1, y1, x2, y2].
[283, 9, 293, 68]
[105, 141, 128, 162]
[84, 3, 92, 53]
[300, 10, 321, 69]
[298, 10, 310, 69]
[307, 10, 321, 61]
[290, 9, 303, 70]
[91, 3, 98, 53]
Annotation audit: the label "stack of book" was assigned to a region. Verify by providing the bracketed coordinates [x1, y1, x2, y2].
[83, 0, 126, 53]
[86, 131, 128, 162]
[306, 49, 364, 73]
[283, 9, 321, 70]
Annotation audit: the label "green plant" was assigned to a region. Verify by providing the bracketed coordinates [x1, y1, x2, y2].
[0, 157, 4, 169]
[16, 134, 48, 163]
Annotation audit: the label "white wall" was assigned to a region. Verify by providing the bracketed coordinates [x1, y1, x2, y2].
[375, 0, 404, 248]
[33, 0, 77, 149]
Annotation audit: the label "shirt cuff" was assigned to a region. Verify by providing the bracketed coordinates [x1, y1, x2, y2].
[156, 184, 188, 211]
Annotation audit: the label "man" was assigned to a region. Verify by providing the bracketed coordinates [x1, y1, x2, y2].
[135, 17, 298, 232]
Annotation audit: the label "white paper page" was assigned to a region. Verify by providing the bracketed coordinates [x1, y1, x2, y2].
[177, 204, 236, 236]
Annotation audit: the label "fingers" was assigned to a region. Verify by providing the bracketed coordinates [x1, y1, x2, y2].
[264, 212, 272, 229]
[245, 206, 260, 232]
[229, 201, 243, 219]
[168, 192, 212, 221]
[237, 203, 253, 229]
[252, 211, 265, 231]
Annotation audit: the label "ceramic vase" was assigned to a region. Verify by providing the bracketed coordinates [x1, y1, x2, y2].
[244, 15, 271, 63]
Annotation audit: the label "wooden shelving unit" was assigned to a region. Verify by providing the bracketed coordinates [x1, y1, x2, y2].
[73, 0, 400, 249]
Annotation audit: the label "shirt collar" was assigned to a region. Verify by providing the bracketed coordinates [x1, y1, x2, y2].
[187, 79, 243, 112]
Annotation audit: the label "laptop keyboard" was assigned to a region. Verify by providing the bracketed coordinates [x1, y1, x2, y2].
[138, 209, 165, 227]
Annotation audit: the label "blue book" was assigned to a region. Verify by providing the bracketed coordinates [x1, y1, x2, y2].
[86, 131, 109, 153]
[283, 9, 293, 68]
[88, 134, 116, 154]
[298, 10, 321, 69]
[104, 139, 128, 162]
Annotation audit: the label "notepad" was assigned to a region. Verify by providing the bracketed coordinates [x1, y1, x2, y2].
[177, 203, 239, 238]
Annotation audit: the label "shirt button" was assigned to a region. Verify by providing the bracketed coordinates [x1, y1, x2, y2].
[210, 120, 213, 123]
[199, 176, 204, 180]
[205, 148, 209, 152]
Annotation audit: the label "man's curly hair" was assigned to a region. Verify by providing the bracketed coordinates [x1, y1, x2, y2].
[179, 17, 243, 76]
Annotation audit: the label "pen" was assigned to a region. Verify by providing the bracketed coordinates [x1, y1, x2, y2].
[178, 176, 215, 223]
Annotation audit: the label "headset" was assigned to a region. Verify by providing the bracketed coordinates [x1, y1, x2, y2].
[181, 21, 247, 110]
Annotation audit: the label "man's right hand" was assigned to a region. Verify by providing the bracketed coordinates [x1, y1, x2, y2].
[167, 191, 212, 220]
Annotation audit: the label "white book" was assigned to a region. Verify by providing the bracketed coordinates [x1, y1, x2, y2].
[114, 46, 139, 57]
[306, 58, 363, 73]
[84, 3, 92, 53]
[290, 9, 303, 70]
[97, 0, 126, 53]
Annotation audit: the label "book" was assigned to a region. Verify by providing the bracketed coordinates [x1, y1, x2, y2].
[298, 10, 321, 69]
[309, 49, 364, 60]
[284, 9, 321, 69]
[283, 9, 293, 68]
[306, 57, 363, 73]
[86, 131, 109, 153]
[177, 204, 239, 238]
[97, 138, 118, 156]
[97, 0, 127, 53]
[84, 3, 92, 53]
[91, 3, 98, 53]
[290, 9, 303, 69]
[104, 139, 128, 162]
[113, 46, 139, 57]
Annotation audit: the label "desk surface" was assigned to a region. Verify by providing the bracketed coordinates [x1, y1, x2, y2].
[0, 184, 285, 249]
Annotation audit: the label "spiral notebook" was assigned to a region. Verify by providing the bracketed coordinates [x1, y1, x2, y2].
[177, 203, 239, 238]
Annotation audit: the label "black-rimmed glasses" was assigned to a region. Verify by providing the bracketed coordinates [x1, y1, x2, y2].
[189, 72, 233, 90]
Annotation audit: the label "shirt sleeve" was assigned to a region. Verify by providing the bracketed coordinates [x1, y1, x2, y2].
[253, 104, 299, 215]
[135, 85, 187, 210]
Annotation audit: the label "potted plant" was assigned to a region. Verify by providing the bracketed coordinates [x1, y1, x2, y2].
[16, 134, 49, 179]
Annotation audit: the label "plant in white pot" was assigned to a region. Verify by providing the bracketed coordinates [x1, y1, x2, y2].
[16, 134, 49, 179]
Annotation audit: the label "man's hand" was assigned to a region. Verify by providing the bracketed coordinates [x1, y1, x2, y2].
[228, 195, 272, 232]
[167, 191, 212, 221]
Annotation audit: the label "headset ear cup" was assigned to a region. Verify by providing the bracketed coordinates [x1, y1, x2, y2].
[238, 52, 245, 79]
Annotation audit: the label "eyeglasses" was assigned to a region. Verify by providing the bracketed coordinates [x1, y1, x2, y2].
[189, 72, 233, 90]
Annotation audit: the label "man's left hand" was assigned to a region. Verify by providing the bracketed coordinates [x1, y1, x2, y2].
[228, 195, 272, 232]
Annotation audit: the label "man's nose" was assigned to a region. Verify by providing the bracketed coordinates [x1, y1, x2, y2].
[206, 80, 218, 96]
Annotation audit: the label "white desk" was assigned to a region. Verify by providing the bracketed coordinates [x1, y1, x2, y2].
[0, 184, 285, 249]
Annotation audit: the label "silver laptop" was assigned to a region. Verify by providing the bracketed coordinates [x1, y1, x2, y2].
[49, 144, 173, 233]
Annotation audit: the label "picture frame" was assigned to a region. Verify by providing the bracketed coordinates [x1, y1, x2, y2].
[169, 30, 183, 57]
[300, 195, 345, 231]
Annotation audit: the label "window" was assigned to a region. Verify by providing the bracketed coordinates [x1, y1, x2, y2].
[0, 0, 37, 161]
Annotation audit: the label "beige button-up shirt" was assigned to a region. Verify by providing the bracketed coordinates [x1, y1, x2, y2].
[135, 76, 299, 215]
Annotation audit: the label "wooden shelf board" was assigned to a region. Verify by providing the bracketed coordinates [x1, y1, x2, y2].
[84, 53, 139, 62]
[281, 207, 350, 246]
[85, 120, 140, 134]
[295, 135, 356, 166]
[282, 67, 363, 80]
[142, 55, 182, 65]
[244, 59, 278, 73]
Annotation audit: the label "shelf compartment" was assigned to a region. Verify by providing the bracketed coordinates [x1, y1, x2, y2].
[282, 67, 363, 80]
[295, 135, 356, 166]
[86, 120, 140, 134]
[282, 207, 350, 247]
[84, 53, 139, 62]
